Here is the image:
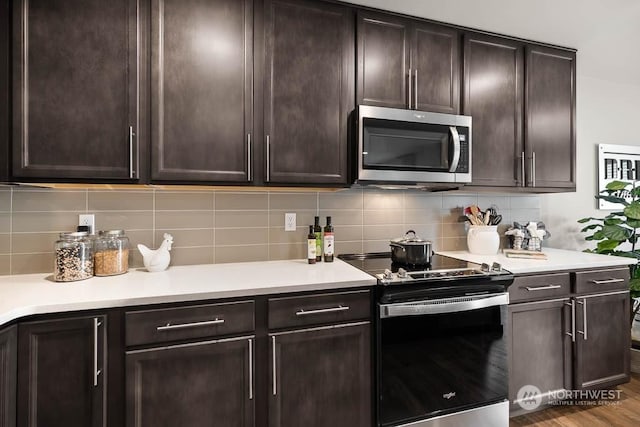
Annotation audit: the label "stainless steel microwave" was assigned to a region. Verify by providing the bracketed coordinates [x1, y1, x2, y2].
[354, 106, 472, 186]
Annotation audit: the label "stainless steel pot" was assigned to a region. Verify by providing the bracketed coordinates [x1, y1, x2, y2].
[390, 230, 433, 265]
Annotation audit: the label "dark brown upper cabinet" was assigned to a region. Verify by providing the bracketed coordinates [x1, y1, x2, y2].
[11, 0, 143, 181]
[525, 45, 576, 189]
[150, 0, 253, 183]
[463, 33, 524, 188]
[0, 0, 8, 182]
[263, 0, 354, 185]
[357, 11, 460, 114]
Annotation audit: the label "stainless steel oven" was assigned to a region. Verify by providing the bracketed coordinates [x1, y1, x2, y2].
[355, 106, 472, 186]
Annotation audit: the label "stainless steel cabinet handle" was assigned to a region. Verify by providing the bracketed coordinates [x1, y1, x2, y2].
[576, 299, 587, 340]
[295, 305, 350, 316]
[156, 318, 224, 331]
[565, 300, 575, 342]
[93, 317, 102, 387]
[272, 335, 277, 395]
[531, 151, 536, 187]
[248, 338, 253, 400]
[247, 134, 252, 182]
[408, 68, 412, 109]
[448, 126, 461, 173]
[525, 284, 562, 291]
[590, 278, 625, 285]
[129, 126, 136, 179]
[266, 135, 271, 182]
[414, 69, 418, 108]
[521, 152, 526, 186]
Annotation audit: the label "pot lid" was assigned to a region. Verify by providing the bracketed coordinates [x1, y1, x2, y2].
[390, 230, 432, 245]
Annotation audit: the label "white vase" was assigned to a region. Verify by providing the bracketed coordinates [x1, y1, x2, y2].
[467, 225, 500, 255]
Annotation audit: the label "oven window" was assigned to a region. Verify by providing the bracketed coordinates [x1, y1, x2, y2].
[378, 305, 507, 427]
[363, 118, 451, 171]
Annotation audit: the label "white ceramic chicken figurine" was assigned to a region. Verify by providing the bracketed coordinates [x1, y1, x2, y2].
[137, 233, 173, 272]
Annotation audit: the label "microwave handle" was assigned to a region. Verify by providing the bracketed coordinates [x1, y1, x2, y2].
[449, 126, 461, 172]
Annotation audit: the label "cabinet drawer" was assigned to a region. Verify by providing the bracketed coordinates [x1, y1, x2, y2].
[574, 268, 629, 294]
[509, 273, 571, 303]
[268, 290, 371, 330]
[126, 301, 254, 347]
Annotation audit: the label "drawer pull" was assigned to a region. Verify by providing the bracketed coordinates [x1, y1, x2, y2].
[590, 278, 625, 285]
[156, 318, 225, 331]
[525, 285, 562, 291]
[295, 305, 350, 316]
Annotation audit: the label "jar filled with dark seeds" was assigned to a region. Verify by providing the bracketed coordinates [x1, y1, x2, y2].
[54, 232, 94, 282]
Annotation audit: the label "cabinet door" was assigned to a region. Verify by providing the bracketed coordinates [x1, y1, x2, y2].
[17, 316, 106, 427]
[463, 33, 524, 187]
[151, 0, 253, 182]
[0, 326, 16, 427]
[574, 292, 630, 390]
[357, 11, 409, 109]
[525, 45, 576, 189]
[269, 323, 371, 427]
[126, 337, 253, 427]
[508, 299, 572, 411]
[12, 0, 140, 180]
[412, 22, 460, 114]
[264, 0, 354, 185]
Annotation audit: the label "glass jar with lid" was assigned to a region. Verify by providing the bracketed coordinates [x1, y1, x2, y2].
[94, 230, 130, 276]
[54, 232, 94, 282]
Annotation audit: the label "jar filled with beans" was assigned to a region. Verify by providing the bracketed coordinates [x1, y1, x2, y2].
[94, 230, 130, 276]
[54, 232, 94, 282]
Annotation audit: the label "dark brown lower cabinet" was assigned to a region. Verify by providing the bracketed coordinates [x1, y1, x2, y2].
[126, 337, 254, 427]
[0, 326, 16, 427]
[17, 315, 107, 427]
[508, 299, 572, 410]
[269, 322, 371, 427]
[574, 291, 630, 390]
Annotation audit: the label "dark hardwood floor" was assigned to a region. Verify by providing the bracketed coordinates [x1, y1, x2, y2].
[510, 373, 640, 426]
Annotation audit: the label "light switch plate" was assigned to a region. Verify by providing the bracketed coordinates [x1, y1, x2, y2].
[285, 213, 296, 231]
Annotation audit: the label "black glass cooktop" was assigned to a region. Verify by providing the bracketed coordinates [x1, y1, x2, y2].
[338, 252, 470, 276]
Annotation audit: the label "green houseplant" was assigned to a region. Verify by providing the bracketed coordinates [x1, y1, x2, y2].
[578, 180, 640, 327]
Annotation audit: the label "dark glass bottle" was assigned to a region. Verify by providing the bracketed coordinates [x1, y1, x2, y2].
[307, 225, 317, 264]
[323, 216, 334, 262]
[314, 216, 322, 262]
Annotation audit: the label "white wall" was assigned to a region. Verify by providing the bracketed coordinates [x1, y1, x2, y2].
[350, 0, 640, 250]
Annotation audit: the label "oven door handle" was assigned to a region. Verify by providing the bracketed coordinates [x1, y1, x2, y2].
[379, 293, 509, 318]
[448, 126, 461, 173]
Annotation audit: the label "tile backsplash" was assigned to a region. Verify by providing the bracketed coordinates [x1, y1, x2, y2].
[0, 187, 541, 275]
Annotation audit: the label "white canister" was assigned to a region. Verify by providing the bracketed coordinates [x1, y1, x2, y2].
[467, 225, 500, 255]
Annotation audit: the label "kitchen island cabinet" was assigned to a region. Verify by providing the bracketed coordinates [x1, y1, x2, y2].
[17, 315, 107, 427]
[0, 326, 16, 427]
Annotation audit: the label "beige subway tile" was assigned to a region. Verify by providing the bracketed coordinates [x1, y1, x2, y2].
[13, 212, 80, 233]
[0, 213, 8, 233]
[12, 190, 86, 212]
[334, 241, 363, 255]
[363, 224, 405, 241]
[0, 255, 8, 275]
[169, 247, 214, 266]
[363, 240, 392, 253]
[441, 237, 467, 251]
[442, 195, 477, 210]
[11, 232, 58, 254]
[442, 222, 467, 238]
[155, 211, 213, 230]
[125, 230, 155, 253]
[333, 225, 362, 242]
[269, 243, 306, 261]
[217, 210, 269, 228]
[216, 228, 268, 246]
[95, 211, 154, 231]
[510, 209, 541, 224]
[508, 196, 541, 209]
[362, 210, 403, 225]
[0, 190, 11, 212]
[0, 233, 8, 254]
[215, 245, 268, 263]
[440, 208, 464, 224]
[269, 228, 307, 244]
[269, 193, 317, 210]
[403, 193, 443, 210]
[319, 190, 363, 210]
[403, 209, 442, 224]
[215, 193, 268, 210]
[129, 249, 145, 269]
[318, 210, 362, 226]
[12, 252, 54, 275]
[88, 191, 153, 211]
[155, 192, 214, 211]
[154, 229, 214, 248]
[363, 191, 404, 210]
[404, 224, 440, 241]
[269, 211, 316, 229]
[477, 195, 509, 212]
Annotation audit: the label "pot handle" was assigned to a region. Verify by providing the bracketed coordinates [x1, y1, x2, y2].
[390, 242, 406, 252]
[405, 230, 416, 239]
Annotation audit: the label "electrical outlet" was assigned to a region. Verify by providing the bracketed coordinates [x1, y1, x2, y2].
[79, 214, 95, 234]
[284, 213, 296, 231]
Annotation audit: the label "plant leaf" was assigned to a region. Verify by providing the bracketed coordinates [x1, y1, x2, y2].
[624, 202, 640, 220]
[596, 195, 629, 206]
[580, 224, 600, 232]
[597, 239, 620, 251]
[602, 224, 633, 241]
[604, 218, 623, 226]
[627, 219, 640, 228]
[605, 180, 631, 191]
[593, 230, 605, 240]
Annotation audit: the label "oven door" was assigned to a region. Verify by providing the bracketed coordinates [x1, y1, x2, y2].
[377, 293, 508, 427]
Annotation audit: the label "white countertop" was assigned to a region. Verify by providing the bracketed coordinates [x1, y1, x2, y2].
[436, 247, 635, 274]
[0, 259, 376, 327]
